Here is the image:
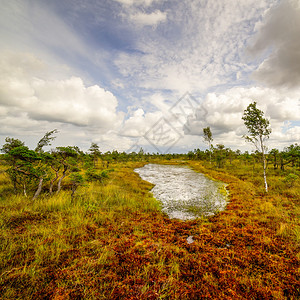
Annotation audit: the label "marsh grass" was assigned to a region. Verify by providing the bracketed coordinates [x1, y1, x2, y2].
[0, 160, 299, 299]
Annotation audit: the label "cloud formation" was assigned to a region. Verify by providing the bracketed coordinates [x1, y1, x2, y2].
[249, 0, 300, 88]
[120, 108, 162, 137]
[0, 52, 122, 134]
[1, 0, 299, 152]
[185, 86, 300, 149]
[129, 10, 167, 26]
[114, 0, 273, 95]
[114, 0, 161, 7]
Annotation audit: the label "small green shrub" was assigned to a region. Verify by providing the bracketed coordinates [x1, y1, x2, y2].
[283, 173, 299, 188]
[85, 168, 108, 182]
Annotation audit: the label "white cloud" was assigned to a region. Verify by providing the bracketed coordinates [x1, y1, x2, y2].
[145, 93, 171, 113]
[114, 0, 160, 7]
[0, 51, 123, 136]
[2, 0, 299, 153]
[185, 86, 300, 149]
[186, 89, 249, 136]
[115, 0, 167, 28]
[266, 97, 300, 121]
[129, 10, 167, 26]
[29, 77, 121, 129]
[249, 0, 300, 88]
[120, 108, 162, 137]
[114, 0, 273, 93]
[117, 83, 299, 152]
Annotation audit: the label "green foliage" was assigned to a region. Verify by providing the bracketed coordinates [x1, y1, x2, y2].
[85, 168, 109, 182]
[203, 127, 213, 163]
[203, 127, 213, 144]
[70, 172, 84, 184]
[284, 143, 300, 167]
[35, 129, 58, 153]
[1, 134, 87, 199]
[242, 102, 271, 192]
[242, 102, 271, 148]
[213, 144, 226, 168]
[68, 157, 80, 172]
[89, 142, 101, 156]
[8, 146, 41, 163]
[70, 172, 85, 198]
[55, 146, 79, 159]
[2, 145, 45, 197]
[1, 137, 25, 154]
[283, 173, 299, 188]
[89, 142, 101, 168]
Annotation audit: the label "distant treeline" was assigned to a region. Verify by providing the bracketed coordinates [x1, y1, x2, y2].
[0, 129, 299, 200]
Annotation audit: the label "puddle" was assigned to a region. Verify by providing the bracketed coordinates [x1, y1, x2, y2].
[135, 164, 228, 220]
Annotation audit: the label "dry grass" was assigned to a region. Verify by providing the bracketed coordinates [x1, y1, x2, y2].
[0, 160, 299, 299]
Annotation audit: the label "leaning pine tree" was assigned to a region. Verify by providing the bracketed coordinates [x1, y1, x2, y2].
[242, 102, 271, 193]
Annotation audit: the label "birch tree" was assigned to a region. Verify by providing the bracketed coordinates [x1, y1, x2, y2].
[242, 102, 271, 192]
[203, 127, 213, 164]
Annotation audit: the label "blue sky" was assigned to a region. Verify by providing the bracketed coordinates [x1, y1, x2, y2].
[0, 0, 299, 153]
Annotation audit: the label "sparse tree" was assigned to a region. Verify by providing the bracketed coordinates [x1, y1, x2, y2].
[1, 137, 24, 154]
[226, 147, 235, 165]
[242, 102, 271, 192]
[35, 129, 58, 153]
[3, 145, 47, 199]
[54, 146, 78, 194]
[213, 144, 226, 168]
[137, 148, 144, 161]
[70, 172, 84, 200]
[203, 127, 213, 164]
[279, 144, 300, 171]
[285, 144, 300, 169]
[1, 138, 25, 192]
[269, 149, 279, 170]
[89, 142, 101, 168]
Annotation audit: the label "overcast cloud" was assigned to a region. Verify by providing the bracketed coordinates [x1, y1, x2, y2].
[249, 0, 300, 88]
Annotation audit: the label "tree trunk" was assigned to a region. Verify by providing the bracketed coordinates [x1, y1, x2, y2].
[273, 155, 278, 169]
[13, 181, 17, 194]
[260, 136, 268, 193]
[71, 183, 77, 200]
[208, 142, 212, 165]
[263, 159, 268, 193]
[93, 156, 97, 168]
[280, 156, 284, 171]
[57, 164, 68, 194]
[23, 183, 27, 197]
[50, 166, 60, 194]
[32, 177, 43, 200]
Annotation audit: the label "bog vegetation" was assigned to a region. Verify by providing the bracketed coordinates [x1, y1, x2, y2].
[0, 127, 299, 298]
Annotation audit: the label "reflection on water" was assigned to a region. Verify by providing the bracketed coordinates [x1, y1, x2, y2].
[135, 164, 228, 220]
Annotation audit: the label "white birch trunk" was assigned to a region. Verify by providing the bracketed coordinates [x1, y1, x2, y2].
[260, 136, 268, 193]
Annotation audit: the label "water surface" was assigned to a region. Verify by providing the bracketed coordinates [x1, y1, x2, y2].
[135, 164, 228, 220]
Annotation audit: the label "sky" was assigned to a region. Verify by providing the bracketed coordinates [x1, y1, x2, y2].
[0, 0, 299, 153]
